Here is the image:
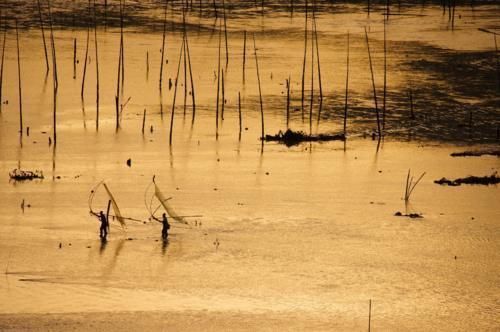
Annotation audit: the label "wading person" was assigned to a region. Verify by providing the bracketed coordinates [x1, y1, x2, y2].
[99, 211, 108, 240]
[162, 213, 170, 240]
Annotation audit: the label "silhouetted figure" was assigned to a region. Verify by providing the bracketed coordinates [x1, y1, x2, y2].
[99, 211, 108, 240]
[162, 213, 170, 240]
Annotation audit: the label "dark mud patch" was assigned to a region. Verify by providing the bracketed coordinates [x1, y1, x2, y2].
[450, 150, 500, 157]
[434, 173, 500, 186]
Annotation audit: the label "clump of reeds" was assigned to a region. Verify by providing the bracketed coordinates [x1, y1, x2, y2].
[404, 169, 426, 202]
[9, 169, 44, 181]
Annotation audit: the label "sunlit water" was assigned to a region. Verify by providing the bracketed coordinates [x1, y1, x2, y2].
[0, 1, 499, 330]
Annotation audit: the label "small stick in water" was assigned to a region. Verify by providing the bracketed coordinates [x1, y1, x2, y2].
[81, 0, 91, 99]
[73, 38, 77, 79]
[216, 21, 222, 139]
[221, 68, 225, 121]
[301, 0, 308, 120]
[146, 51, 149, 80]
[309, 14, 314, 136]
[169, 39, 186, 145]
[16, 20, 23, 137]
[364, 27, 381, 138]
[93, 0, 99, 130]
[142, 109, 146, 134]
[37, 0, 50, 74]
[159, 0, 167, 91]
[313, 8, 323, 124]
[0, 19, 6, 113]
[383, 17, 387, 130]
[253, 34, 265, 140]
[242, 30, 247, 84]
[238, 91, 242, 139]
[343, 32, 350, 137]
[185, 30, 196, 123]
[286, 76, 290, 129]
[222, 0, 229, 68]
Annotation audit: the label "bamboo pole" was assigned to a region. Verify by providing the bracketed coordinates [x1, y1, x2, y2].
[81, 0, 90, 99]
[301, 0, 308, 120]
[185, 30, 196, 123]
[142, 109, 146, 134]
[368, 299, 372, 332]
[159, 0, 167, 91]
[73, 38, 77, 79]
[47, 0, 58, 90]
[16, 20, 23, 137]
[313, 3, 323, 125]
[183, 7, 188, 116]
[309, 17, 314, 136]
[0, 20, 6, 113]
[242, 30, 247, 83]
[169, 38, 186, 145]
[120, 0, 125, 97]
[286, 76, 290, 129]
[94, 0, 99, 130]
[253, 34, 264, 140]
[216, 20, 222, 139]
[343, 32, 350, 137]
[37, 0, 50, 74]
[364, 27, 381, 137]
[383, 18, 387, 130]
[221, 68, 225, 120]
[222, 0, 229, 68]
[238, 91, 242, 139]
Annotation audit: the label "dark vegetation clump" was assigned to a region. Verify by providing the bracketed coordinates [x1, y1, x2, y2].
[450, 150, 500, 157]
[434, 173, 500, 186]
[9, 169, 44, 181]
[264, 129, 345, 147]
[394, 211, 423, 219]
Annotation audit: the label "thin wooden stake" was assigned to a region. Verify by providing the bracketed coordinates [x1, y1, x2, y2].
[368, 299, 372, 332]
[169, 39, 185, 145]
[242, 30, 246, 83]
[94, 0, 99, 130]
[309, 15, 314, 136]
[37, 0, 50, 74]
[142, 109, 146, 134]
[73, 38, 77, 79]
[238, 91, 242, 139]
[343, 32, 350, 137]
[0, 21, 6, 113]
[159, 0, 167, 91]
[253, 34, 265, 140]
[301, 0, 308, 120]
[216, 20, 222, 139]
[81, 0, 91, 99]
[364, 27, 381, 137]
[286, 76, 290, 129]
[222, 0, 229, 67]
[383, 18, 387, 130]
[16, 20, 23, 137]
[185, 30, 196, 123]
[221, 68, 225, 120]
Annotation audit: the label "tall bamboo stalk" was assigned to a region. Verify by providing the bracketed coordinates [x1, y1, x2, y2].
[313, 4, 323, 124]
[183, 7, 188, 116]
[309, 17, 314, 136]
[81, 0, 90, 99]
[222, 0, 229, 67]
[301, 0, 308, 120]
[383, 18, 387, 130]
[47, 0, 58, 90]
[221, 68, 225, 120]
[495, 34, 499, 92]
[253, 34, 264, 140]
[37, 0, 50, 74]
[16, 20, 23, 137]
[286, 76, 290, 129]
[169, 39, 186, 145]
[238, 91, 242, 139]
[73, 38, 77, 79]
[185, 31, 196, 123]
[242, 30, 246, 83]
[0, 20, 6, 113]
[343, 32, 350, 137]
[94, 0, 99, 130]
[216, 21, 222, 139]
[364, 27, 381, 137]
[120, 0, 124, 97]
[159, 0, 167, 91]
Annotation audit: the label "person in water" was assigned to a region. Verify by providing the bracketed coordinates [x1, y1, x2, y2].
[162, 213, 170, 240]
[99, 211, 108, 240]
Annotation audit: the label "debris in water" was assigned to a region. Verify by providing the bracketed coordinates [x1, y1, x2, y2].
[264, 129, 345, 147]
[394, 211, 423, 218]
[450, 150, 500, 157]
[9, 169, 44, 181]
[126, 158, 132, 167]
[434, 173, 500, 186]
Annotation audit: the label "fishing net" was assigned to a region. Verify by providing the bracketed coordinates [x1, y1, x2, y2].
[103, 183, 126, 228]
[154, 183, 188, 224]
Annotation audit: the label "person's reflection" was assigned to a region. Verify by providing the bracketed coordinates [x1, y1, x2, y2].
[161, 238, 169, 256]
[99, 238, 108, 255]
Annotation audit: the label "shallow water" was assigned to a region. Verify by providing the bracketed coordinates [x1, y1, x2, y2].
[0, 1, 499, 331]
